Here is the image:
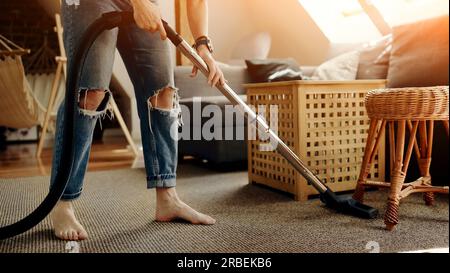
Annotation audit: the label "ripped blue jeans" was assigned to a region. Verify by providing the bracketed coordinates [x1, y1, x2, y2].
[50, 0, 180, 200]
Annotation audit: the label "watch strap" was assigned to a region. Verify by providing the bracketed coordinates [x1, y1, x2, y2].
[193, 36, 214, 53]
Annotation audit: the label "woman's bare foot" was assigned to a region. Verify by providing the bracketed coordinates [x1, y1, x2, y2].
[155, 188, 216, 225]
[50, 201, 88, 241]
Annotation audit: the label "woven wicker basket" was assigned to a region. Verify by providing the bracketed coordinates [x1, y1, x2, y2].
[245, 80, 387, 201]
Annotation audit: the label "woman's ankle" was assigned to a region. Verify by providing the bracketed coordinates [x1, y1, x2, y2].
[156, 187, 179, 202]
[54, 200, 74, 211]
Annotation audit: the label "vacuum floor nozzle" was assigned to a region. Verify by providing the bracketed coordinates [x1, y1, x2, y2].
[320, 190, 378, 219]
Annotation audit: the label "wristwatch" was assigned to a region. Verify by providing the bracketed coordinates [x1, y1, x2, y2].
[193, 36, 214, 54]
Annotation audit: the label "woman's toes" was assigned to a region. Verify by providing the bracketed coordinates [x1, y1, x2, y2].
[72, 230, 79, 241]
[68, 230, 74, 241]
[206, 216, 216, 225]
[78, 231, 87, 240]
[201, 214, 216, 225]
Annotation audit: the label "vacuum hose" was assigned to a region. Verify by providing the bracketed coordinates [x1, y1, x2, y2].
[1, 11, 378, 240]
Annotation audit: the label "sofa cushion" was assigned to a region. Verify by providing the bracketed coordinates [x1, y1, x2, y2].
[245, 58, 302, 83]
[300, 66, 316, 77]
[387, 15, 449, 88]
[311, 51, 360, 81]
[357, 35, 392, 80]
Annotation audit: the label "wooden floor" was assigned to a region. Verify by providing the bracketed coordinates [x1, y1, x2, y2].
[0, 137, 136, 179]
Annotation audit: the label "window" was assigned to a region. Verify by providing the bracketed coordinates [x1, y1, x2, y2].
[298, 0, 449, 43]
[371, 0, 449, 26]
[298, 0, 382, 43]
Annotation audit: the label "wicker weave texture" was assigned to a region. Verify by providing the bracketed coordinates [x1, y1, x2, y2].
[365, 86, 449, 120]
[247, 81, 387, 201]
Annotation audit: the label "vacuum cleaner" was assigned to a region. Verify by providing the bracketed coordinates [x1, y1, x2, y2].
[0, 11, 377, 240]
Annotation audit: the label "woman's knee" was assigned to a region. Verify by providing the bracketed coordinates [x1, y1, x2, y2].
[149, 87, 176, 111]
[78, 89, 107, 111]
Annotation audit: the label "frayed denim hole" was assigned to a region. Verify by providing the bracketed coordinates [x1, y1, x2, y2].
[77, 89, 113, 123]
[147, 86, 182, 124]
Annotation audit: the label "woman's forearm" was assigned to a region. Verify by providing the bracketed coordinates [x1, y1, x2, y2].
[186, 0, 225, 87]
[186, 0, 209, 40]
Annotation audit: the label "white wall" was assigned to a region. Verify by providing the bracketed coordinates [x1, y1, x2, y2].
[245, 0, 330, 65]
[206, 0, 330, 65]
[206, 0, 256, 63]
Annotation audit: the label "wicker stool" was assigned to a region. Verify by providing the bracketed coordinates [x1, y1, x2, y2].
[353, 86, 449, 231]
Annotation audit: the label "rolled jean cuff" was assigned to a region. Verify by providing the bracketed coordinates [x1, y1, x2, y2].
[147, 174, 177, 189]
[60, 190, 83, 201]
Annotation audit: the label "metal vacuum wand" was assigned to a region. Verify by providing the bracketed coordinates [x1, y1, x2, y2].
[176, 39, 328, 194]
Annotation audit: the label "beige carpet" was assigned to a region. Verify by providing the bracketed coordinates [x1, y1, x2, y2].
[0, 164, 448, 253]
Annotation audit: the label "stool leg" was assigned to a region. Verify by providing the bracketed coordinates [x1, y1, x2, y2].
[385, 121, 406, 231]
[388, 121, 396, 178]
[403, 121, 419, 175]
[354, 119, 381, 202]
[419, 121, 434, 206]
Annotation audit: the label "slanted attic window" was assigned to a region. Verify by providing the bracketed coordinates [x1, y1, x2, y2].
[370, 0, 449, 26]
[298, 0, 449, 43]
[298, 0, 382, 43]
